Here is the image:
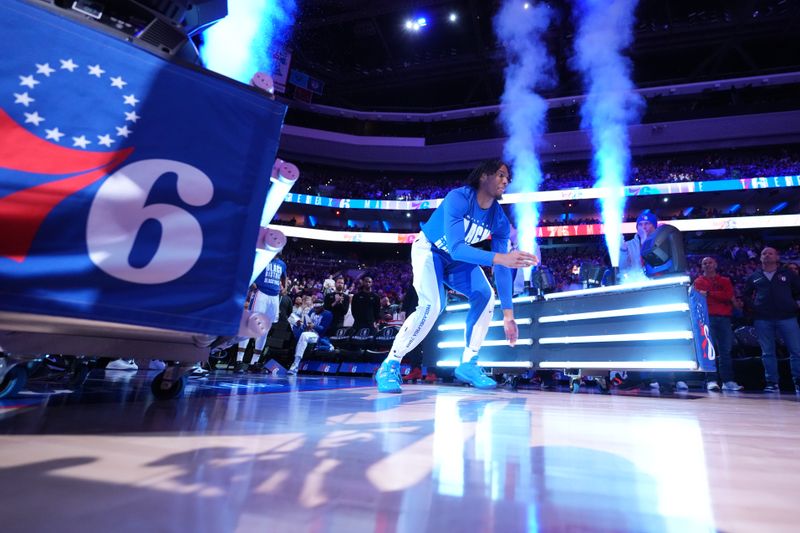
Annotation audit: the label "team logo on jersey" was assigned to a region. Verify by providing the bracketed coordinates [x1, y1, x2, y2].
[463, 216, 491, 244]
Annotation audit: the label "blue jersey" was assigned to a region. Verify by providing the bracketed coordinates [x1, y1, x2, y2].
[254, 258, 286, 296]
[420, 186, 514, 308]
[422, 186, 511, 265]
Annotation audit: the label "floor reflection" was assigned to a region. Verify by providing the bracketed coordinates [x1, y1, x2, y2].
[0, 373, 795, 532]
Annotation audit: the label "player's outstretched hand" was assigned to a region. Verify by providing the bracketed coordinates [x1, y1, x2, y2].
[503, 317, 519, 347]
[495, 250, 538, 269]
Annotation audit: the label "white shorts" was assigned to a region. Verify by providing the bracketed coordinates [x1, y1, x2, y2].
[252, 291, 280, 323]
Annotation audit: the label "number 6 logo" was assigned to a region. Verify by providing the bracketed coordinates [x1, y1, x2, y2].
[86, 159, 214, 284]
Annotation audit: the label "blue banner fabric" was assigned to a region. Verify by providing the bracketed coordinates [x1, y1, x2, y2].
[688, 287, 718, 373]
[0, 1, 286, 335]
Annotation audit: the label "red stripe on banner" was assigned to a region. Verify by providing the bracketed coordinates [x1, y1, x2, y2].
[0, 108, 129, 174]
[0, 149, 133, 262]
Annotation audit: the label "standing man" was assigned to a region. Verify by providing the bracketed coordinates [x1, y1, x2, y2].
[235, 255, 286, 373]
[351, 276, 380, 331]
[324, 276, 351, 331]
[693, 256, 743, 391]
[375, 159, 537, 393]
[619, 210, 689, 391]
[743, 247, 800, 392]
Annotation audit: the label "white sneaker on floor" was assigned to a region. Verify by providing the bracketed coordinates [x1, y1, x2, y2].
[676, 381, 689, 391]
[106, 359, 138, 371]
[722, 381, 744, 391]
[649, 381, 660, 390]
[706, 381, 721, 392]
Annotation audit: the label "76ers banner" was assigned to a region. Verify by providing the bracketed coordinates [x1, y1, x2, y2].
[0, 1, 285, 335]
[688, 287, 717, 373]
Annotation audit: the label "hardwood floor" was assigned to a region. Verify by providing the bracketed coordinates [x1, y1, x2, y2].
[0, 372, 797, 532]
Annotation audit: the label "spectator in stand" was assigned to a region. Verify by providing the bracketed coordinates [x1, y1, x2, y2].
[291, 296, 304, 319]
[288, 299, 333, 375]
[379, 296, 394, 320]
[693, 256, 743, 391]
[324, 276, 351, 331]
[290, 149, 800, 200]
[743, 247, 800, 393]
[278, 285, 293, 323]
[351, 276, 381, 331]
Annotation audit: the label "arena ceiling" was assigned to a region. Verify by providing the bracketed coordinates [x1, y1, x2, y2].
[288, 0, 800, 111]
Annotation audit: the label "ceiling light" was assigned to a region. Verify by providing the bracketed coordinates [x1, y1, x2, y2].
[449, 12, 458, 22]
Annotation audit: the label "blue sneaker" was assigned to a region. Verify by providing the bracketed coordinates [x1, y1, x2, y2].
[454, 358, 496, 389]
[376, 360, 402, 393]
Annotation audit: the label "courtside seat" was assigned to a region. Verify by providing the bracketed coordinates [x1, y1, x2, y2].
[339, 327, 375, 362]
[330, 327, 354, 349]
[365, 326, 399, 363]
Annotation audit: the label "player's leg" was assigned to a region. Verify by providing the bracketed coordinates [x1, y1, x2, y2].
[253, 293, 279, 366]
[377, 237, 446, 393]
[447, 264, 497, 389]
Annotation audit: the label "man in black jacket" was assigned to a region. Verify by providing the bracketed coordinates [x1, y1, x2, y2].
[324, 276, 350, 331]
[743, 247, 800, 392]
[351, 276, 380, 331]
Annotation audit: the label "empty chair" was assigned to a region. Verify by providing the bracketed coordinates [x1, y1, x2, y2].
[330, 327, 354, 349]
[366, 326, 399, 363]
[339, 327, 375, 363]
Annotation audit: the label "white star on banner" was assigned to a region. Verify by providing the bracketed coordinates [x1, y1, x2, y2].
[19, 75, 39, 89]
[14, 92, 34, 107]
[45, 127, 65, 142]
[72, 135, 90, 149]
[18, 56, 143, 149]
[24, 111, 45, 126]
[88, 64, 106, 77]
[110, 76, 127, 89]
[35, 63, 55, 77]
[59, 58, 78, 72]
[97, 134, 114, 147]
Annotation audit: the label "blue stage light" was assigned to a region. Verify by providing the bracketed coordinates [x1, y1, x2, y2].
[201, 0, 296, 83]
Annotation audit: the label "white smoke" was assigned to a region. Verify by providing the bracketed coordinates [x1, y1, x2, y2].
[494, 1, 555, 280]
[572, 0, 644, 268]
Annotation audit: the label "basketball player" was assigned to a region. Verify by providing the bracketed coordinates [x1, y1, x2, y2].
[375, 159, 538, 393]
[234, 255, 286, 372]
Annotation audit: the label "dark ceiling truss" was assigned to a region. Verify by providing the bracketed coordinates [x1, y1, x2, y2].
[288, 0, 800, 110]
